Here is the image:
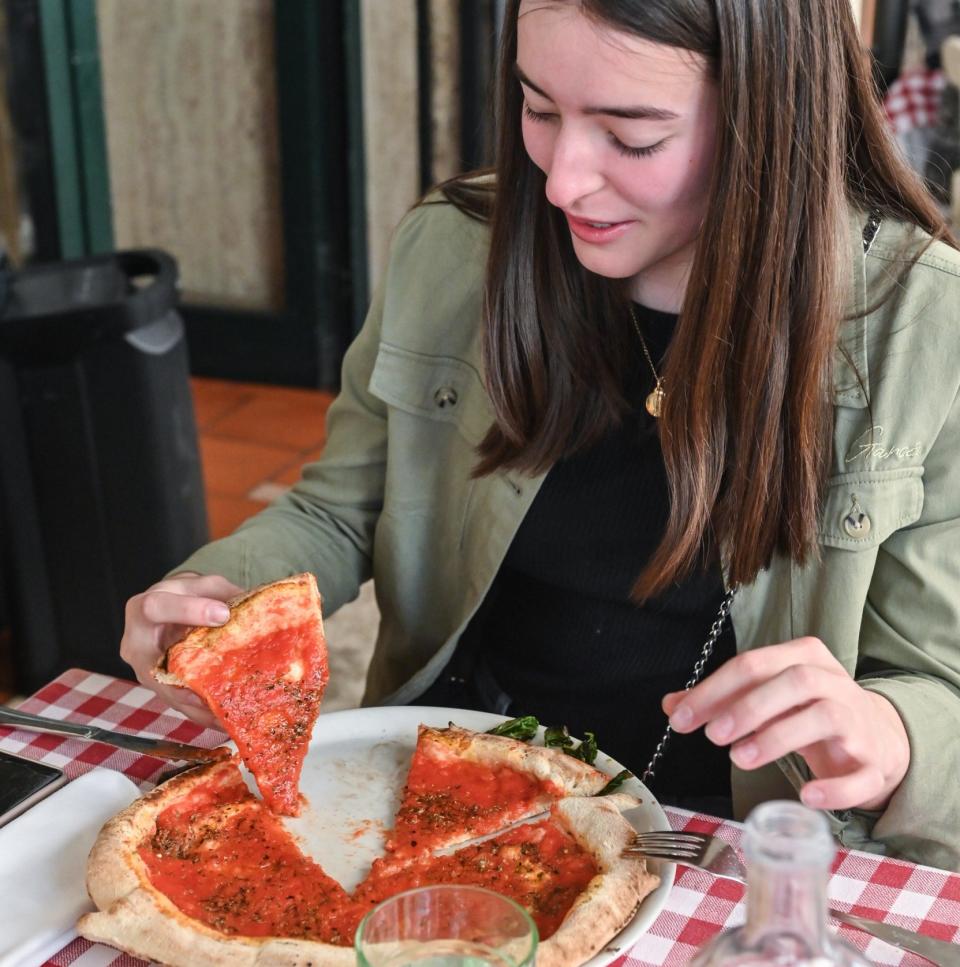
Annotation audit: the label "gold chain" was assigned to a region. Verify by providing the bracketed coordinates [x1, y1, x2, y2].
[629, 305, 666, 418]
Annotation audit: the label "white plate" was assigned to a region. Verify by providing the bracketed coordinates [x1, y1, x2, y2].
[251, 706, 673, 967]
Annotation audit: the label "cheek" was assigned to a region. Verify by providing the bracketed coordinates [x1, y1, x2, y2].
[620, 151, 709, 213]
[521, 118, 553, 174]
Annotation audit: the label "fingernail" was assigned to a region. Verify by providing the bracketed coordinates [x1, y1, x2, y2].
[733, 741, 758, 765]
[710, 714, 734, 741]
[670, 705, 693, 729]
[802, 786, 825, 807]
[208, 604, 230, 624]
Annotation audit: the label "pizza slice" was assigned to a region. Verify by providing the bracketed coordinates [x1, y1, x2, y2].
[154, 572, 329, 815]
[384, 723, 610, 859]
[359, 794, 660, 967]
[79, 759, 358, 966]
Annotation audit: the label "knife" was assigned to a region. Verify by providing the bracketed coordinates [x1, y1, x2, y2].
[829, 908, 960, 965]
[0, 705, 230, 764]
[430, 809, 553, 856]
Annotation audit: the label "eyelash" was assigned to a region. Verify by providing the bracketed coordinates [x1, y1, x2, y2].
[521, 103, 667, 159]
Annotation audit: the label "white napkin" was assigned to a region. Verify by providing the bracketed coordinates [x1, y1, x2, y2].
[0, 768, 140, 967]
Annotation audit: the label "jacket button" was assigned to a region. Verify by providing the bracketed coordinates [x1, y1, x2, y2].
[434, 386, 458, 408]
[842, 510, 871, 539]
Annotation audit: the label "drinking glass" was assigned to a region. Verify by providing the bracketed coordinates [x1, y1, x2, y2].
[355, 885, 538, 967]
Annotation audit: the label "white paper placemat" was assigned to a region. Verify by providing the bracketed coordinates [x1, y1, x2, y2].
[0, 767, 139, 967]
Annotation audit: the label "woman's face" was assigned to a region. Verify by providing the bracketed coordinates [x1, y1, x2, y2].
[517, 1, 718, 312]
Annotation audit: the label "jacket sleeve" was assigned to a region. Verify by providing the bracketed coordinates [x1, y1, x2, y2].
[172, 264, 389, 617]
[822, 381, 960, 871]
[849, 377, 960, 870]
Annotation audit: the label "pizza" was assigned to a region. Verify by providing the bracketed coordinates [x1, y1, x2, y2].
[153, 573, 329, 816]
[361, 793, 653, 962]
[79, 753, 659, 967]
[78, 758, 357, 967]
[385, 723, 610, 858]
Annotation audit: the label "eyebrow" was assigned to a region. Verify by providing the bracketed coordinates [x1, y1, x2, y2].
[513, 64, 680, 121]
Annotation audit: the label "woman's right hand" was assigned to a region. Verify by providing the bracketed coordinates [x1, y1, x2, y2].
[120, 572, 244, 728]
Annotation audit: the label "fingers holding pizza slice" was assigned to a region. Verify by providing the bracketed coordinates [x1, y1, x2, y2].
[153, 572, 330, 816]
[82, 576, 664, 966]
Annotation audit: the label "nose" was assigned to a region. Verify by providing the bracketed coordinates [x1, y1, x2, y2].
[543, 126, 605, 211]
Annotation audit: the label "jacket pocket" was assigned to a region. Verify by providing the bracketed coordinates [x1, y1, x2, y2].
[817, 466, 924, 550]
[368, 342, 494, 448]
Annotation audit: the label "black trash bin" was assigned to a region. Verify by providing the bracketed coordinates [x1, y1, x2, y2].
[0, 249, 209, 691]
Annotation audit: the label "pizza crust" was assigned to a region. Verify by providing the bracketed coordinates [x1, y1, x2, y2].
[80, 892, 354, 967]
[78, 759, 354, 967]
[537, 795, 660, 967]
[424, 724, 610, 796]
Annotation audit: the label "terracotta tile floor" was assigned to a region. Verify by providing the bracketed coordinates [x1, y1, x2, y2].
[0, 378, 334, 702]
[193, 377, 335, 541]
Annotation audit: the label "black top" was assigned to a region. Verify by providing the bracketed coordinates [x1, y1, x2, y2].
[420, 304, 735, 811]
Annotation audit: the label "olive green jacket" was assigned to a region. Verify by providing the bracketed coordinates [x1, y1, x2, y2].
[179, 200, 960, 870]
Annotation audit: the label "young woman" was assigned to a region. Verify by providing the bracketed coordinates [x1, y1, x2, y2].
[122, 0, 960, 869]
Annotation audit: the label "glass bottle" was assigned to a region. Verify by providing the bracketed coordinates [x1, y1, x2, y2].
[691, 800, 871, 966]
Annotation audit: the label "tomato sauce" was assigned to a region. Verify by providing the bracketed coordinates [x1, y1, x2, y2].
[387, 752, 558, 854]
[141, 771, 597, 946]
[361, 820, 598, 940]
[172, 621, 329, 815]
[149, 761, 251, 836]
[141, 798, 363, 943]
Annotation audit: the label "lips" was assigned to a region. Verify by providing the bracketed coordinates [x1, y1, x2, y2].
[564, 213, 634, 244]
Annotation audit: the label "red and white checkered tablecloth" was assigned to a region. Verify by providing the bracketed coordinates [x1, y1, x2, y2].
[884, 68, 947, 135]
[2, 669, 959, 967]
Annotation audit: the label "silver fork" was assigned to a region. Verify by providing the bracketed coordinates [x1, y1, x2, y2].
[622, 829, 745, 879]
[621, 829, 960, 966]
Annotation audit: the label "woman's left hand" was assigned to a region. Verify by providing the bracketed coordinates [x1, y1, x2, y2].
[661, 637, 911, 812]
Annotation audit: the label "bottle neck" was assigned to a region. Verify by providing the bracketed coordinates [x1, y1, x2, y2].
[743, 858, 830, 950]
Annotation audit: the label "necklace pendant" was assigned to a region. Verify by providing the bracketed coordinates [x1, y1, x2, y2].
[645, 386, 665, 418]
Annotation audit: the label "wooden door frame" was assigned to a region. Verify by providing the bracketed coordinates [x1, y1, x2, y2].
[182, 1, 357, 388]
[860, 0, 878, 46]
[37, 0, 113, 258]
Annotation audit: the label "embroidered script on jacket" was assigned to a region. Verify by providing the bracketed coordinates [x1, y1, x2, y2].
[845, 425, 923, 464]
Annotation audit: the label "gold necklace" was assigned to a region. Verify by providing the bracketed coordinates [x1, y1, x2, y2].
[629, 305, 665, 418]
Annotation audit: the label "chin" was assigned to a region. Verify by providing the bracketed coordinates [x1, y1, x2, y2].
[569, 243, 643, 281]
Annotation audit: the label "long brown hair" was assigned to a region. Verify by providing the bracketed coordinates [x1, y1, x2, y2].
[442, 0, 955, 597]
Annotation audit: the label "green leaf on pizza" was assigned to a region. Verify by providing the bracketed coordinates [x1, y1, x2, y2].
[485, 716, 602, 765]
[486, 715, 540, 740]
[597, 769, 633, 795]
[544, 724, 574, 749]
[564, 730, 599, 765]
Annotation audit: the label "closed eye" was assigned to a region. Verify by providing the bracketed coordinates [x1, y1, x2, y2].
[523, 103, 557, 124]
[523, 103, 669, 159]
[609, 134, 669, 159]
